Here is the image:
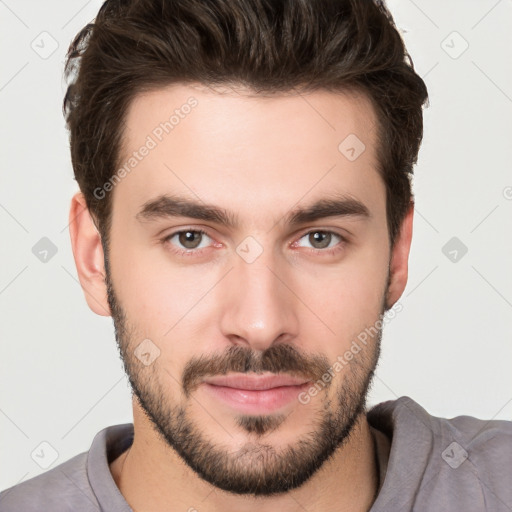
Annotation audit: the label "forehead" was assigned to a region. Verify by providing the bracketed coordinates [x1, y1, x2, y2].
[114, 83, 383, 226]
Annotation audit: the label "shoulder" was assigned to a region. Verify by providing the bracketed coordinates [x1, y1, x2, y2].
[436, 405, 512, 489]
[369, 395, 512, 444]
[368, 396, 512, 511]
[0, 452, 101, 512]
[0, 423, 133, 512]
[392, 396, 512, 458]
[427, 400, 512, 510]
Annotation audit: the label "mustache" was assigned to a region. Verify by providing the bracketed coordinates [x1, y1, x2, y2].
[182, 344, 331, 397]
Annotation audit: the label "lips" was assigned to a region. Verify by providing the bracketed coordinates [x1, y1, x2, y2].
[202, 373, 310, 391]
[200, 373, 312, 414]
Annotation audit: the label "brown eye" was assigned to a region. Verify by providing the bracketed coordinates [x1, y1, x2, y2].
[178, 230, 203, 249]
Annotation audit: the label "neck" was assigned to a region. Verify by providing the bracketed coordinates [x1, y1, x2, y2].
[110, 404, 379, 512]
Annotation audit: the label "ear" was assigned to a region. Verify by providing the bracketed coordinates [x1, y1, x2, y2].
[68, 191, 111, 316]
[386, 201, 414, 309]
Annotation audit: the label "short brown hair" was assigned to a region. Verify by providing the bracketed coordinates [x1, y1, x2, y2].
[63, 0, 428, 251]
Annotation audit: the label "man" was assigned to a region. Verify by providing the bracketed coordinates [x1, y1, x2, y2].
[1, 0, 510, 511]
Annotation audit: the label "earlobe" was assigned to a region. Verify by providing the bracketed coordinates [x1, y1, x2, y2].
[68, 192, 111, 317]
[385, 201, 414, 309]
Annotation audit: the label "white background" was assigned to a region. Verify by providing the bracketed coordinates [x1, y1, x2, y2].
[1, 0, 511, 492]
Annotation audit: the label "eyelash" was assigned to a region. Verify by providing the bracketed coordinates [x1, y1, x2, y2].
[161, 228, 347, 257]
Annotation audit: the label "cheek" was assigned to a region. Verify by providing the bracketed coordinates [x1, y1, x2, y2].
[109, 244, 218, 369]
[110, 237, 190, 319]
[295, 244, 388, 351]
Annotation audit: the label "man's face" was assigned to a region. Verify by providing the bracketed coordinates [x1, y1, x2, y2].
[103, 84, 392, 495]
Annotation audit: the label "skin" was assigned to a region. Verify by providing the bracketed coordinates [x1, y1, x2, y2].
[69, 83, 413, 512]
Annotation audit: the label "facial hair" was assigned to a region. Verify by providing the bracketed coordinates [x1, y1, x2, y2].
[104, 252, 386, 496]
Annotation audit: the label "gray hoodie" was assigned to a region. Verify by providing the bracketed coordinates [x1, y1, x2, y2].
[1, 396, 511, 511]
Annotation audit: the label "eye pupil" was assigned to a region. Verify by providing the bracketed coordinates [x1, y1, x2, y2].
[309, 231, 331, 249]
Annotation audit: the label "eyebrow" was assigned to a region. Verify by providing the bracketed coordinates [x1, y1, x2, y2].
[135, 193, 371, 228]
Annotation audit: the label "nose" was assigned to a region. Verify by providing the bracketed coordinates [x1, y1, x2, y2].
[219, 246, 300, 352]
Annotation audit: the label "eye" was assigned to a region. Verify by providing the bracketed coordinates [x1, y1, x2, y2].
[294, 230, 346, 253]
[162, 228, 347, 257]
[163, 229, 213, 254]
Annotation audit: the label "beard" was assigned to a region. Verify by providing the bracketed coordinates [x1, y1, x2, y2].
[104, 253, 387, 497]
